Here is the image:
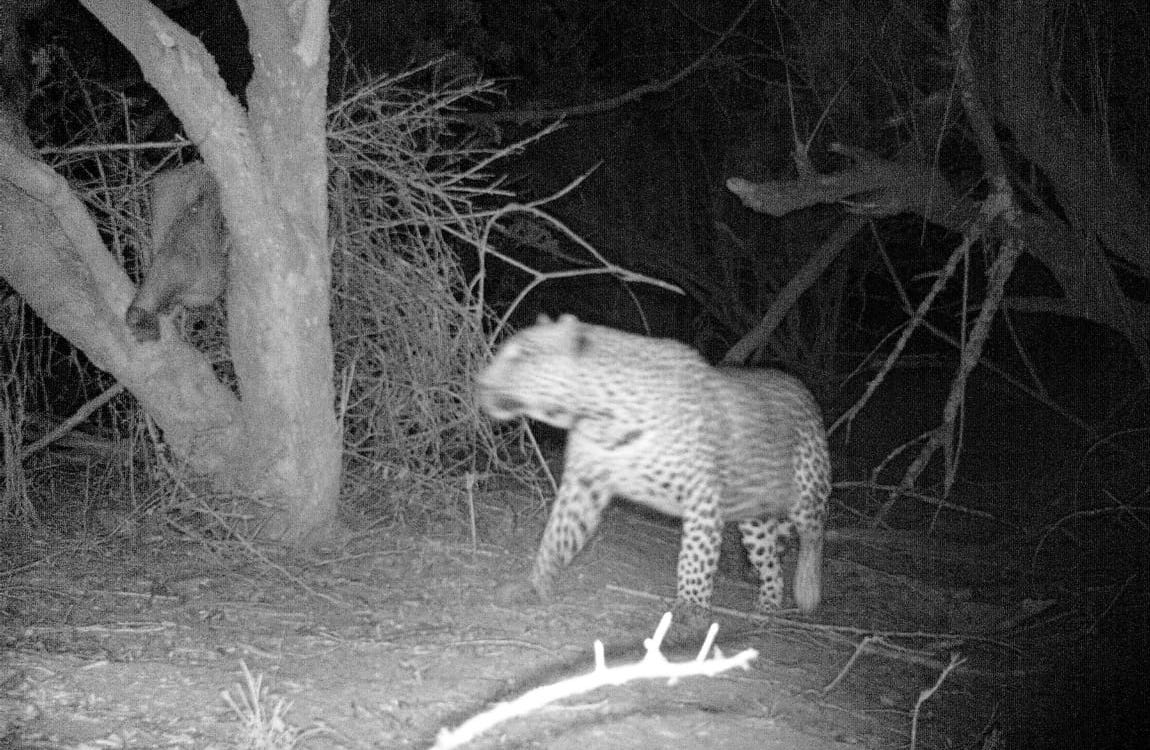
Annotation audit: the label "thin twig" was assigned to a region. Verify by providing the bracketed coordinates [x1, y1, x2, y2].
[605, 585, 1032, 679]
[822, 634, 880, 695]
[20, 383, 125, 459]
[910, 652, 966, 750]
[456, 0, 760, 125]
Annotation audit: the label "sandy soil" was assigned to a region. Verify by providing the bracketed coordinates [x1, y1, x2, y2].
[1, 492, 1069, 750]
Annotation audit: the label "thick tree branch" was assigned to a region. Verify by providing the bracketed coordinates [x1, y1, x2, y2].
[723, 139, 982, 357]
[80, 0, 275, 252]
[0, 138, 241, 473]
[726, 143, 979, 230]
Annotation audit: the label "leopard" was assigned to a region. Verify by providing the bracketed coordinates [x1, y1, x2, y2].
[477, 313, 830, 620]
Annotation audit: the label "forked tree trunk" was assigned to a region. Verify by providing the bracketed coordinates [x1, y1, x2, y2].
[0, 0, 341, 543]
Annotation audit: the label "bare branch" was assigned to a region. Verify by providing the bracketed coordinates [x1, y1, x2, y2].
[726, 143, 978, 229]
[432, 613, 757, 750]
[459, 0, 760, 125]
[723, 214, 865, 364]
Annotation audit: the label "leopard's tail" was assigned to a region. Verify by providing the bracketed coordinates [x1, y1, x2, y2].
[794, 532, 822, 612]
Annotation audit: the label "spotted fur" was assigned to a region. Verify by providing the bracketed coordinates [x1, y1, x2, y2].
[477, 314, 830, 614]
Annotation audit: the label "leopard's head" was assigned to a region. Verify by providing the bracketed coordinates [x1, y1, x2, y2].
[476, 314, 591, 429]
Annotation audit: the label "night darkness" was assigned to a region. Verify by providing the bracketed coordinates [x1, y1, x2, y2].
[1, 1, 1148, 748]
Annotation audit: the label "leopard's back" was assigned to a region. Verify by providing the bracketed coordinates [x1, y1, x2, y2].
[709, 367, 830, 521]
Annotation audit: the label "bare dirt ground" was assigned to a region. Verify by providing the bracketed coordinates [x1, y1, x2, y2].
[4, 375, 1146, 749]
[0, 495, 1080, 750]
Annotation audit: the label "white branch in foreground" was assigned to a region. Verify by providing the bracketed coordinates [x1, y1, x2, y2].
[431, 612, 758, 750]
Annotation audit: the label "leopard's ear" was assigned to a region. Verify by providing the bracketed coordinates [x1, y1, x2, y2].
[535, 313, 553, 325]
[551, 314, 589, 355]
[554, 313, 581, 335]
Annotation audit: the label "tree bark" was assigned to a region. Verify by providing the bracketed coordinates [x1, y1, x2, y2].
[77, 0, 338, 541]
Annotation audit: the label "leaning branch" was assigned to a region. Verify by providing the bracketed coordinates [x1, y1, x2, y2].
[726, 142, 979, 229]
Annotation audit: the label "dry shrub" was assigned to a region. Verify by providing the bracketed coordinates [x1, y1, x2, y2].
[326, 66, 542, 530]
[2, 60, 546, 539]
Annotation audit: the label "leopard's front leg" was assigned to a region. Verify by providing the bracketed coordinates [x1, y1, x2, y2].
[530, 471, 611, 601]
[673, 495, 723, 623]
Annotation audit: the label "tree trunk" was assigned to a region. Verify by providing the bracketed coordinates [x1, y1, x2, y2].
[992, 0, 1150, 372]
[3, 0, 340, 542]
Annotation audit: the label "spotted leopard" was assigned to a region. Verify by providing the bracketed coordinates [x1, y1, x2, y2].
[477, 314, 830, 616]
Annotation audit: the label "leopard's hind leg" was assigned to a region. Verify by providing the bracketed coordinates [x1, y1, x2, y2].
[738, 517, 789, 611]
